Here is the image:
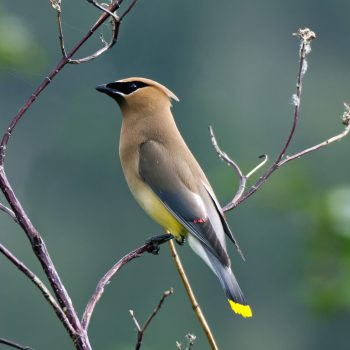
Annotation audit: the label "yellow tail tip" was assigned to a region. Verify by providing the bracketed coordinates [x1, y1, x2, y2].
[228, 299, 253, 318]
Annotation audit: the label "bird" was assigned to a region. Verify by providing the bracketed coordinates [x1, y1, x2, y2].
[96, 77, 252, 318]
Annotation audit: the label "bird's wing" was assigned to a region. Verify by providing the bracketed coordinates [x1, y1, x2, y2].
[201, 182, 245, 261]
[139, 140, 230, 266]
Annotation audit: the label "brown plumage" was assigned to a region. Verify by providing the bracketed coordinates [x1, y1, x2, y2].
[96, 77, 252, 317]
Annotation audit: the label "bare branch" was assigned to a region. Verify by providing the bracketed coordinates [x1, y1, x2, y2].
[68, 0, 121, 64]
[279, 108, 350, 166]
[120, 0, 139, 21]
[213, 28, 349, 213]
[0, 243, 76, 338]
[130, 288, 174, 350]
[168, 239, 218, 350]
[209, 126, 268, 211]
[141, 288, 173, 335]
[129, 310, 142, 332]
[209, 126, 247, 208]
[0, 0, 135, 165]
[0, 202, 18, 223]
[0, 1, 140, 348]
[246, 154, 268, 178]
[0, 338, 33, 350]
[57, 9, 68, 58]
[68, 0, 140, 64]
[81, 234, 173, 331]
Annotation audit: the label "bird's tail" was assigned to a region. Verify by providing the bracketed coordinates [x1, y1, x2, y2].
[209, 255, 253, 318]
[188, 236, 252, 318]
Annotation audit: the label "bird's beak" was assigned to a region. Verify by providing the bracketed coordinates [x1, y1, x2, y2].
[96, 84, 111, 94]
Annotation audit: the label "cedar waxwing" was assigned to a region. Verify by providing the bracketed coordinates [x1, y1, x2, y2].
[96, 77, 252, 318]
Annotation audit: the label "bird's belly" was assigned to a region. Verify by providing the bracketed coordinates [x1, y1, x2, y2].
[131, 183, 186, 239]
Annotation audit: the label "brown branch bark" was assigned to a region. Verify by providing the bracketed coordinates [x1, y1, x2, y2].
[168, 240, 218, 350]
[130, 288, 173, 350]
[0, 1, 139, 349]
[212, 28, 349, 213]
[82, 234, 173, 331]
[0, 243, 76, 338]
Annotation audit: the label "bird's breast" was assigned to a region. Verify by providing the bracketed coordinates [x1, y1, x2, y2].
[128, 177, 186, 238]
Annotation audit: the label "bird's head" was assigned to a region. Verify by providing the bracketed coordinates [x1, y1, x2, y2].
[96, 77, 179, 113]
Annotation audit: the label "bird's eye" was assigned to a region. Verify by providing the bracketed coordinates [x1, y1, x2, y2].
[105, 81, 149, 95]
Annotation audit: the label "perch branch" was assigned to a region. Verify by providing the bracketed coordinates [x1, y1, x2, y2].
[0, 338, 33, 350]
[81, 234, 172, 331]
[130, 288, 173, 350]
[168, 239, 218, 350]
[0, 243, 76, 338]
[0, 1, 140, 349]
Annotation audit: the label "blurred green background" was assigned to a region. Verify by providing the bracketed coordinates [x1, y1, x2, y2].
[1, 1, 350, 349]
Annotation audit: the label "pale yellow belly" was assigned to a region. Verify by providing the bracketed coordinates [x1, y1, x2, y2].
[131, 182, 187, 239]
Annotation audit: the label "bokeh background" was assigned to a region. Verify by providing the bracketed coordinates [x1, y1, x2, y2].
[1, 1, 350, 349]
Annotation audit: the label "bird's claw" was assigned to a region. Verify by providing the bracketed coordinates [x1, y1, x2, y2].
[145, 233, 173, 255]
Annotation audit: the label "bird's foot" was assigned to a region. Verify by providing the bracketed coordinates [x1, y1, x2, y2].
[145, 233, 174, 255]
[175, 236, 186, 246]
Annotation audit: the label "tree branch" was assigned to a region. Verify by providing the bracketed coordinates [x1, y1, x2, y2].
[81, 234, 173, 331]
[0, 338, 33, 350]
[209, 126, 268, 209]
[0, 1, 140, 349]
[0, 202, 18, 223]
[211, 28, 349, 213]
[168, 240, 218, 350]
[130, 288, 173, 350]
[0, 243, 76, 338]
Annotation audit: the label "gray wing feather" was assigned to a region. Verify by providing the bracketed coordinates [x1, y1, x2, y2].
[139, 140, 230, 266]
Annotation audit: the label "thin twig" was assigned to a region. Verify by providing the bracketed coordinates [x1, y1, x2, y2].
[246, 154, 268, 178]
[0, 1, 139, 349]
[168, 240, 218, 350]
[81, 235, 172, 331]
[0, 202, 18, 223]
[0, 243, 76, 338]
[0, 338, 33, 350]
[186, 333, 197, 350]
[56, 7, 68, 58]
[218, 28, 328, 212]
[120, 0, 139, 21]
[68, 0, 121, 64]
[209, 125, 247, 205]
[209, 126, 268, 210]
[130, 288, 174, 350]
[279, 104, 350, 166]
[0, 0, 130, 165]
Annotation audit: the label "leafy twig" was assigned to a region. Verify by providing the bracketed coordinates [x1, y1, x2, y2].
[129, 288, 173, 350]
